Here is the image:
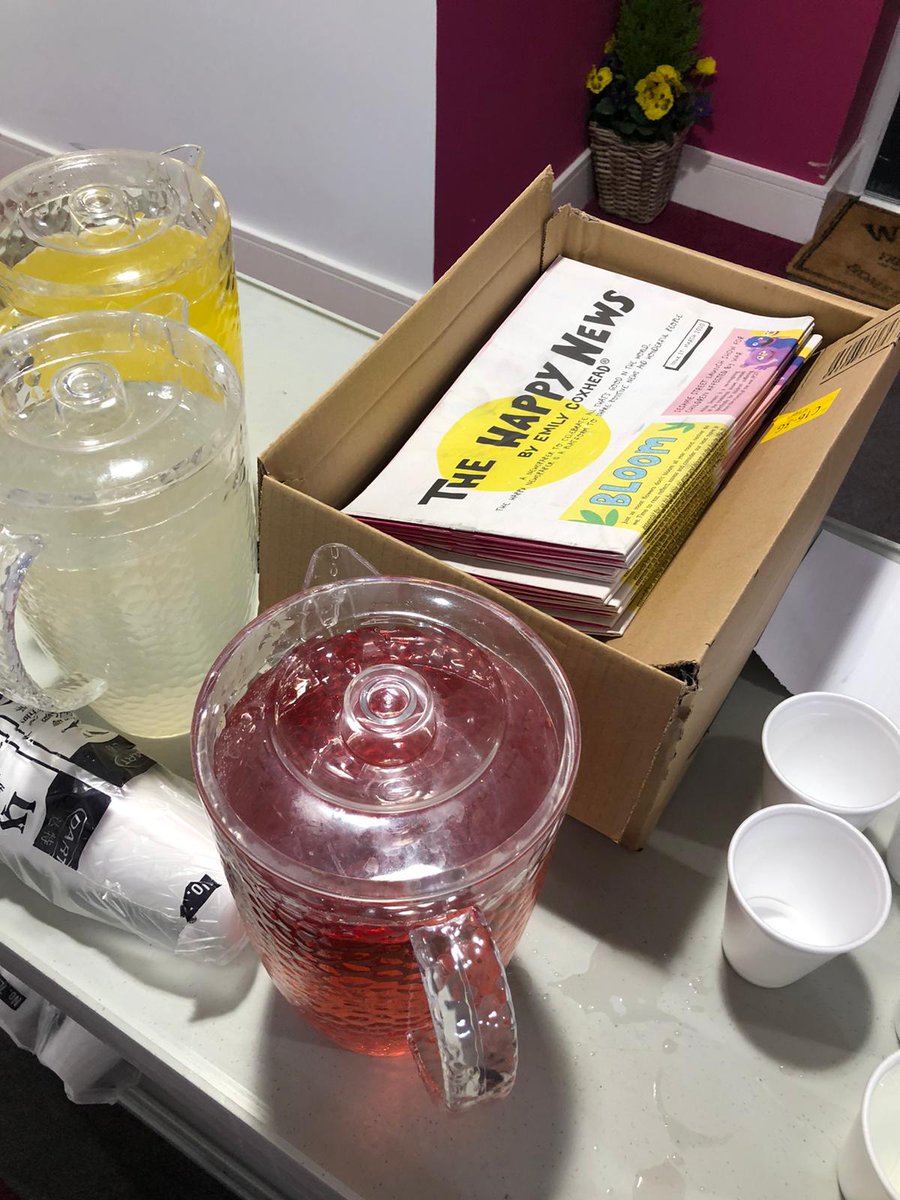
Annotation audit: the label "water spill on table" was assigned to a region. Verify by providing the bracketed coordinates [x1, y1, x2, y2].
[632, 1160, 686, 1198]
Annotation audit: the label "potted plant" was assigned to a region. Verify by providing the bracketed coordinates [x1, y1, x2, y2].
[586, 0, 716, 223]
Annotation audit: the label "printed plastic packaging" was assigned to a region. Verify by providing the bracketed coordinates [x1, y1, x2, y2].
[0, 966, 138, 1104]
[0, 697, 246, 963]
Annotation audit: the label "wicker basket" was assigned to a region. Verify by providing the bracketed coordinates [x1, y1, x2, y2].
[589, 123, 688, 224]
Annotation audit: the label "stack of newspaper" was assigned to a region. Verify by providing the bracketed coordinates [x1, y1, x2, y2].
[345, 257, 821, 636]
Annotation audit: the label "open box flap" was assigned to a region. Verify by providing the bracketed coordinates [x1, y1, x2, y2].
[261, 168, 556, 507]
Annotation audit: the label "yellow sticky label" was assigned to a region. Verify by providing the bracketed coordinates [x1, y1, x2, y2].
[562, 420, 729, 535]
[762, 390, 840, 442]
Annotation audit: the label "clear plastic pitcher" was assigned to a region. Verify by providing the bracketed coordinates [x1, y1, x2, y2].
[0, 146, 242, 375]
[192, 545, 580, 1110]
[0, 310, 256, 740]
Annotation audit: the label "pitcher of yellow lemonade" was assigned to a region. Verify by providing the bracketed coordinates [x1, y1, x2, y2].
[0, 146, 242, 374]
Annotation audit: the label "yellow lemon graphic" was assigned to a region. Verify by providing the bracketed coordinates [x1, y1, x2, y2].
[437, 397, 609, 491]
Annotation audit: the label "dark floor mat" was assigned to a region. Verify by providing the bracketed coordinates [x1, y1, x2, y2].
[787, 196, 900, 309]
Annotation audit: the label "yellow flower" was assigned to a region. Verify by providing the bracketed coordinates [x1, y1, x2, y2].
[586, 65, 613, 94]
[603, 35, 616, 53]
[635, 71, 674, 120]
[695, 56, 717, 76]
[656, 64, 685, 95]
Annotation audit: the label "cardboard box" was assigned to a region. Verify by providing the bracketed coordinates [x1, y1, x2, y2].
[258, 170, 900, 848]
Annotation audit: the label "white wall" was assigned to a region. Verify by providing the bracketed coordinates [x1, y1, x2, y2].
[0, 0, 436, 303]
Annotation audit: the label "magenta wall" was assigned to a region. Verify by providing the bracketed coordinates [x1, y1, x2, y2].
[434, 0, 895, 279]
[434, 0, 616, 278]
[691, 0, 894, 181]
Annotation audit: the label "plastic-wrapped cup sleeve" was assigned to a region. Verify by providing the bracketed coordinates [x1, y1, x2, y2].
[75, 771, 247, 964]
[0, 697, 246, 964]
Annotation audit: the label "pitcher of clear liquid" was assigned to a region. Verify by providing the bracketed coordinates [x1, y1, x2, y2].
[192, 545, 580, 1110]
[0, 310, 256, 741]
[0, 146, 242, 374]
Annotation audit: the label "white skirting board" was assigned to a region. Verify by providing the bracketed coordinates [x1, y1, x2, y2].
[555, 141, 858, 247]
[231, 227, 415, 335]
[0, 126, 858, 334]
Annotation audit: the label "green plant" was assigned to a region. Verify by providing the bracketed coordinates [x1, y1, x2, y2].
[617, 0, 701, 79]
[586, 0, 716, 144]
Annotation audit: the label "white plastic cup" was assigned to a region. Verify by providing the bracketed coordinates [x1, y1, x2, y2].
[722, 805, 891, 988]
[761, 692, 900, 830]
[838, 1050, 900, 1200]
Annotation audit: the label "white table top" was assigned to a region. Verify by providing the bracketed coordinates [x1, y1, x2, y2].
[2, 280, 898, 1200]
[238, 279, 376, 467]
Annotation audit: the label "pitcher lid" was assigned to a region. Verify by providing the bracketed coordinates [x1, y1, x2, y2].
[0, 310, 242, 509]
[0, 147, 228, 298]
[193, 574, 581, 903]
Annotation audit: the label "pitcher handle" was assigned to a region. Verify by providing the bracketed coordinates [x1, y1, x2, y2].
[409, 907, 517, 1111]
[0, 527, 104, 712]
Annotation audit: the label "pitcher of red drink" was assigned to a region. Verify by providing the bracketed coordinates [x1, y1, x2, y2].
[192, 545, 580, 1110]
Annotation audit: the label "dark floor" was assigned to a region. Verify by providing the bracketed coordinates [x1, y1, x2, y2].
[829, 372, 900, 542]
[1, 201, 897, 1200]
[0, 1040, 234, 1200]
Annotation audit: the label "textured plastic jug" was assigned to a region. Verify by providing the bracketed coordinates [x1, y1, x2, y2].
[193, 544, 580, 1109]
[0, 309, 255, 739]
[0, 146, 242, 374]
